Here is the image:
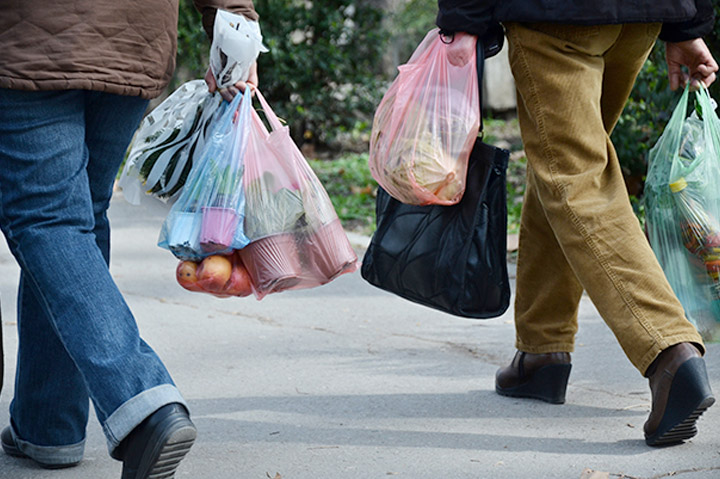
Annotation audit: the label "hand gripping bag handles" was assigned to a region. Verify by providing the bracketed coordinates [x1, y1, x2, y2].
[368, 28, 480, 206]
[361, 36, 511, 319]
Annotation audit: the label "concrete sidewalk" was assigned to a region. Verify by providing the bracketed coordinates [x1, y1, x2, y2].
[0, 193, 719, 479]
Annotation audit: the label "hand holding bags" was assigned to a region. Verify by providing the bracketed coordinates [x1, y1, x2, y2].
[361, 35, 511, 319]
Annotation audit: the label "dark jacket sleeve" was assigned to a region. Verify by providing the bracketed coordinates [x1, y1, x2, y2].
[436, 0, 496, 37]
[659, 0, 715, 42]
[436, 0, 504, 58]
[193, 0, 259, 40]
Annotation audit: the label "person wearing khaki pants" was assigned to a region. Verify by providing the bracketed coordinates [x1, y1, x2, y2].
[437, 0, 718, 446]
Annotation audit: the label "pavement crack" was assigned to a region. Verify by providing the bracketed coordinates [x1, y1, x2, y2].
[388, 333, 506, 363]
[123, 290, 281, 326]
[570, 383, 650, 403]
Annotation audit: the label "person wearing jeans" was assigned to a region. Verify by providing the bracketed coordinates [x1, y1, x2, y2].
[0, 1, 257, 477]
[437, 0, 718, 446]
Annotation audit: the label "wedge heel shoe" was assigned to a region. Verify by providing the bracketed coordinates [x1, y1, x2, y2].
[645, 357, 715, 446]
[496, 362, 572, 404]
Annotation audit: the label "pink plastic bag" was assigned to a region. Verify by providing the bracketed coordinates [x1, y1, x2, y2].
[369, 28, 480, 205]
[239, 88, 359, 299]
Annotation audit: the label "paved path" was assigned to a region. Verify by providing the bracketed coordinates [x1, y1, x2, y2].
[0, 193, 718, 478]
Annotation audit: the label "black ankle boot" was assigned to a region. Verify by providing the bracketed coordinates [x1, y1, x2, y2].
[495, 350, 572, 404]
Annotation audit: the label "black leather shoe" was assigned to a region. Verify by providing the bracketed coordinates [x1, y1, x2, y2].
[113, 403, 196, 479]
[1, 426, 80, 469]
[495, 350, 572, 404]
[644, 343, 715, 446]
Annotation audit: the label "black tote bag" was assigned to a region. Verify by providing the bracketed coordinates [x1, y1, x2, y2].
[361, 36, 511, 319]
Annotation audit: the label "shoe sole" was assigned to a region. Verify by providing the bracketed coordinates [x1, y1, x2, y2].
[2, 438, 25, 459]
[496, 363, 571, 404]
[2, 429, 80, 470]
[122, 418, 197, 479]
[645, 357, 715, 447]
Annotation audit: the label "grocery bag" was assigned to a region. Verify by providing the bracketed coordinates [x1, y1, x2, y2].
[362, 38, 510, 319]
[239, 88, 358, 299]
[645, 85, 720, 341]
[368, 28, 480, 206]
[158, 87, 252, 260]
[119, 80, 223, 204]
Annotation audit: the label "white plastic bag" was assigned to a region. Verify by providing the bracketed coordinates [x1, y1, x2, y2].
[118, 80, 223, 204]
[210, 10, 268, 89]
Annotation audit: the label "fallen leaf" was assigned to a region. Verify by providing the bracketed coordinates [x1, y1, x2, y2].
[580, 468, 610, 479]
[350, 185, 374, 195]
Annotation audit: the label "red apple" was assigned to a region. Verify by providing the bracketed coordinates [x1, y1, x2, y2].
[176, 261, 204, 292]
[196, 255, 233, 292]
[222, 255, 253, 297]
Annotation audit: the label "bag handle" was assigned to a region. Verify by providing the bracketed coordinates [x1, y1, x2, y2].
[475, 37, 486, 134]
[250, 85, 285, 133]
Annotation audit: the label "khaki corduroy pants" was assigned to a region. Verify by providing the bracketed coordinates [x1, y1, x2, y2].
[505, 22, 704, 375]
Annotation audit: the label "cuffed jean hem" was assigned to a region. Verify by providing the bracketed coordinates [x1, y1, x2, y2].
[10, 426, 85, 465]
[103, 384, 187, 454]
[515, 340, 575, 355]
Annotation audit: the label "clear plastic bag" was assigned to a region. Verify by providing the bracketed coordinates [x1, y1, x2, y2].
[239, 88, 358, 299]
[118, 80, 223, 204]
[158, 88, 252, 261]
[645, 85, 720, 341]
[368, 28, 480, 205]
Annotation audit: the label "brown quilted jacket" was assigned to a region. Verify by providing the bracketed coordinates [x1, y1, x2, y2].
[0, 0, 257, 99]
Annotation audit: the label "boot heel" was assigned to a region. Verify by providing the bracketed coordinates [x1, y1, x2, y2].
[646, 357, 715, 446]
[529, 363, 572, 404]
[496, 363, 571, 404]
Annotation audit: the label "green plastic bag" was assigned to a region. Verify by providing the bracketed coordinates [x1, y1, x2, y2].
[645, 85, 720, 341]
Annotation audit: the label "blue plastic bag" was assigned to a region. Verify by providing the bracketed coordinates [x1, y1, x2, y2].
[158, 87, 252, 260]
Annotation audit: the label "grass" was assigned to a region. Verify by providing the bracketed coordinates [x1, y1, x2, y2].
[307, 153, 378, 235]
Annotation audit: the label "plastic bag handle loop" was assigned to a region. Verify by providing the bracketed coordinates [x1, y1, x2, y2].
[696, 84, 720, 175]
[252, 87, 285, 133]
[475, 37, 485, 133]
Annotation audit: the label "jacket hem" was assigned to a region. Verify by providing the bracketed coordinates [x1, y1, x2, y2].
[0, 76, 167, 100]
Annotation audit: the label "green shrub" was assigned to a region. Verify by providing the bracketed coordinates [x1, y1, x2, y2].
[253, 0, 387, 148]
[173, 1, 209, 88]
[706, 2, 720, 102]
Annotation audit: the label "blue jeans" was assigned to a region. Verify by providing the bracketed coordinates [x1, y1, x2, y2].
[0, 89, 187, 465]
